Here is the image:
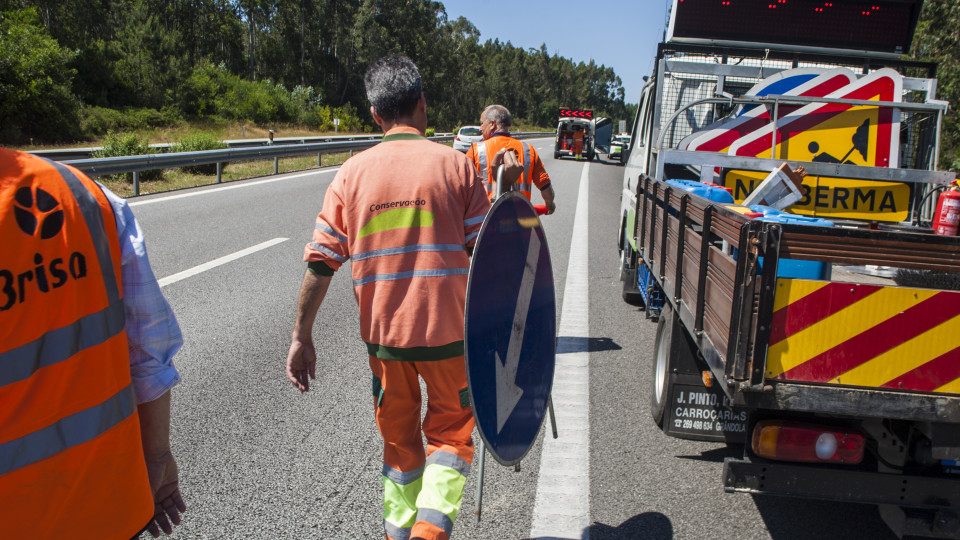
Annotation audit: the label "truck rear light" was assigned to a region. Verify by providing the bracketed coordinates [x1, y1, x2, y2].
[752, 421, 864, 464]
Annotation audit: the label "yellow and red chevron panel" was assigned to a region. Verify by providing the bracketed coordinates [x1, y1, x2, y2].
[765, 279, 960, 394]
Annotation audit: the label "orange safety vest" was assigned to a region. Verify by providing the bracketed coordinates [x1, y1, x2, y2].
[0, 149, 153, 539]
[473, 138, 533, 200]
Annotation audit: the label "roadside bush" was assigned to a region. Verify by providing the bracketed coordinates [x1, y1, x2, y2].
[92, 131, 162, 182]
[425, 128, 435, 137]
[0, 9, 82, 144]
[172, 133, 228, 175]
[82, 106, 182, 137]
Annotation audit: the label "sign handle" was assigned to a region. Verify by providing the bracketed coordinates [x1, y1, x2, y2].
[475, 439, 486, 522]
[495, 164, 506, 199]
[548, 395, 559, 439]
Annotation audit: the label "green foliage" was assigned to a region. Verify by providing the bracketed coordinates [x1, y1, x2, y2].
[0, 8, 81, 144]
[912, 0, 960, 173]
[2, 1, 629, 142]
[82, 106, 182, 137]
[92, 131, 163, 182]
[425, 128, 435, 137]
[173, 133, 228, 175]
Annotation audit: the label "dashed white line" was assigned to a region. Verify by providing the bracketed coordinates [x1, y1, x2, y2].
[158, 237, 289, 287]
[129, 168, 336, 207]
[530, 163, 591, 540]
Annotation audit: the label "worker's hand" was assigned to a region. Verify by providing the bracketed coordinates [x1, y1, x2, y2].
[145, 451, 185, 537]
[286, 337, 317, 392]
[544, 200, 556, 215]
[492, 148, 523, 185]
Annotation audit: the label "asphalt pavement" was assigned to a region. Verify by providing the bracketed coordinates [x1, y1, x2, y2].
[127, 138, 899, 539]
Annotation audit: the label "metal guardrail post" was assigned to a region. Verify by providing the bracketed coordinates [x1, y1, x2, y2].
[216, 162, 222, 183]
[318, 153, 322, 167]
[274, 156, 279, 174]
[349, 150, 354, 158]
[133, 171, 140, 196]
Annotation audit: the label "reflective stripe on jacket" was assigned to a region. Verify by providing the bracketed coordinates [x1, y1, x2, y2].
[475, 138, 531, 199]
[304, 127, 491, 356]
[0, 149, 153, 539]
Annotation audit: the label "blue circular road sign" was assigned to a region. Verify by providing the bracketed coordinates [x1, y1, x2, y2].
[465, 192, 556, 466]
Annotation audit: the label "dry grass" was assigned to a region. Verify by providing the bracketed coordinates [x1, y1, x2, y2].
[98, 152, 354, 197]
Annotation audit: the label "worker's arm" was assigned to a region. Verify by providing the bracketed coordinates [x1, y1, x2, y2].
[286, 269, 334, 392]
[138, 390, 186, 537]
[541, 184, 557, 215]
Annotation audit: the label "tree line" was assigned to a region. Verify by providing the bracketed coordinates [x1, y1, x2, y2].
[0, 0, 631, 144]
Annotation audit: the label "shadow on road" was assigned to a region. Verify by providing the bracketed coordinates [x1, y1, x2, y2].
[556, 336, 623, 354]
[752, 494, 898, 539]
[675, 444, 743, 463]
[585, 511, 674, 540]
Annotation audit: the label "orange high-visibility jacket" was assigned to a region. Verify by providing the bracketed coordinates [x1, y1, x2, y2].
[304, 127, 491, 359]
[0, 149, 153, 539]
[466, 135, 551, 201]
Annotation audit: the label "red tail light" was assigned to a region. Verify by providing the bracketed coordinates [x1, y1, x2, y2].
[455, 135, 461, 141]
[752, 421, 864, 464]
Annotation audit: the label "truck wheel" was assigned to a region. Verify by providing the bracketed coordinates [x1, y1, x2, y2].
[651, 304, 674, 428]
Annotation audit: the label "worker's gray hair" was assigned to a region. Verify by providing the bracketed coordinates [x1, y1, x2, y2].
[483, 104, 512, 130]
[364, 56, 423, 120]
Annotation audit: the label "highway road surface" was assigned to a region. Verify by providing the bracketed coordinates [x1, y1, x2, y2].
[128, 137, 898, 539]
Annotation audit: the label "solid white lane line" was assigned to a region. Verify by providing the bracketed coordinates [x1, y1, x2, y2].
[530, 163, 591, 539]
[158, 237, 289, 288]
[129, 168, 337, 207]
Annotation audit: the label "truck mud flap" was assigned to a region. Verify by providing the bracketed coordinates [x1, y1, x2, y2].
[664, 381, 748, 442]
[723, 457, 960, 511]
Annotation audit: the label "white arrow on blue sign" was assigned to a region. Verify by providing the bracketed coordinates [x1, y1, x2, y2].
[465, 192, 556, 466]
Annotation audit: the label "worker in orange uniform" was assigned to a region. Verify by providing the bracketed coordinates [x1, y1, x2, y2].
[466, 104, 557, 214]
[572, 125, 584, 157]
[285, 56, 516, 540]
[0, 148, 186, 538]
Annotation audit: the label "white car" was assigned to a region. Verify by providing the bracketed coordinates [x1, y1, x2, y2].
[453, 126, 482, 152]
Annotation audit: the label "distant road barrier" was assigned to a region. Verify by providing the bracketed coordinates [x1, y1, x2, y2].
[58, 132, 552, 196]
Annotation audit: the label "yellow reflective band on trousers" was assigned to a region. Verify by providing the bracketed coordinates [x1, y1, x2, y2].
[382, 449, 469, 539]
[417, 449, 470, 534]
[383, 473, 421, 540]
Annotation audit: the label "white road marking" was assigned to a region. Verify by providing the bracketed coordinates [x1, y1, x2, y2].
[530, 163, 591, 539]
[129, 169, 336, 207]
[158, 237, 289, 288]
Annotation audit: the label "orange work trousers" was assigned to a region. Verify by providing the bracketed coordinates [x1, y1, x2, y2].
[370, 355, 475, 540]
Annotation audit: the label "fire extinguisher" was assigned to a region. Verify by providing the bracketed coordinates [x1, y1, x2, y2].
[933, 180, 960, 236]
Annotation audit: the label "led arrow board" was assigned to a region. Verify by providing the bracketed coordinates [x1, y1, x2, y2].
[559, 108, 593, 119]
[465, 192, 556, 465]
[667, 0, 922, 56]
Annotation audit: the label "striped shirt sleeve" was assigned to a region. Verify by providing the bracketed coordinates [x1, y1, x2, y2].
[304, 175, 350, 271]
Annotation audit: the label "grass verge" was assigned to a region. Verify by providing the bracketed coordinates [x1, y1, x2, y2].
[97, 152, 353, 197]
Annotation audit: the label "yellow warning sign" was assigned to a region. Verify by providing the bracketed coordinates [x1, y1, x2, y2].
[723, 170, 910, 222]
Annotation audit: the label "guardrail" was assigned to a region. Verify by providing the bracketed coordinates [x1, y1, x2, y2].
[31, 133, 440, 162]
[61, 132, 552, 196]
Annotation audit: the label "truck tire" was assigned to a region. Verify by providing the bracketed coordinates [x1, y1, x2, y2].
[650, 303, 674, 428]
[554, 151, 561, 160]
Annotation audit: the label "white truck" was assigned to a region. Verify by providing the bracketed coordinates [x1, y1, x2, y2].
[554, 108, 611, 161]
[617, 0, 960, 537]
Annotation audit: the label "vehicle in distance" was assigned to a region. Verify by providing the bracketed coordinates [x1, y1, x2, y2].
[453, 126, 482, 152]
[609, 134, 630, 163]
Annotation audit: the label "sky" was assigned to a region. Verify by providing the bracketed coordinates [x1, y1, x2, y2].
[439, 0, 671, 104]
